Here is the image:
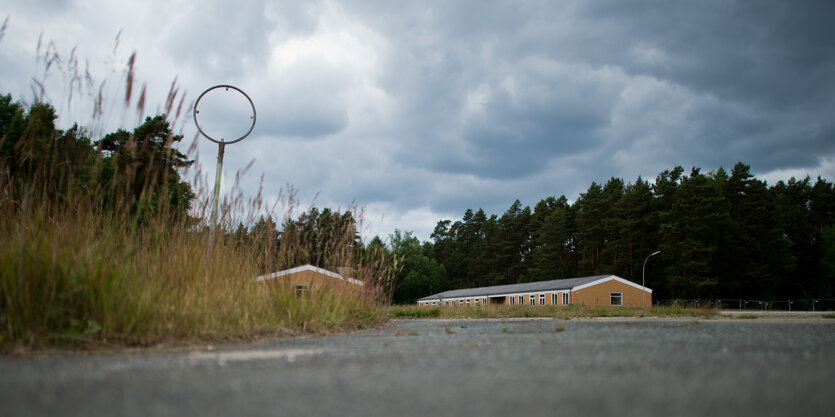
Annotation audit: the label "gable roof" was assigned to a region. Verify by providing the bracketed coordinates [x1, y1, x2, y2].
[418, 275, 649, 301]
[255, 264, 364, 286]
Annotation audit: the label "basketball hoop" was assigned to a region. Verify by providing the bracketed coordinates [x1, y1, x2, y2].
[193, 84, 256, 238]
[193, 84, 256, 144]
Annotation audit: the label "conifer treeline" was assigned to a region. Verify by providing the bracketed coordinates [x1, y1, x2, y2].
[392, 163, 835, 303]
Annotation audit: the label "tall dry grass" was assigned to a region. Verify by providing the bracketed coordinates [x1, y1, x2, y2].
[1, 193, 389, 350]
[0, 31, 393, 351]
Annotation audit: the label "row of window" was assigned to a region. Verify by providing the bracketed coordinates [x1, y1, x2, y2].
[419, 292, 572, 307]
[507, 292, 569, 306]
[419, 292, 624, 307]
[421, 297, 489, 307]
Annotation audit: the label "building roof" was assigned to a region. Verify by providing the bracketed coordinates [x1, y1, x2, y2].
[255, 264, 364, 286]
[418, 275, 649, 301]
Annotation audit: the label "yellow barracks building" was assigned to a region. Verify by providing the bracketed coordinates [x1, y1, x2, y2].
[255, 264, 364, 295]
[417, 275, 652, 308]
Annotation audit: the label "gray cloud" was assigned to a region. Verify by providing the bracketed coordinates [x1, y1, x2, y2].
[159, 0, 273, 80]
[252, 63, 351, 139]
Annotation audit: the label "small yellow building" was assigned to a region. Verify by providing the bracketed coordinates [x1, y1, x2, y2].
[417, 275, 651, 308]
[255, 264, 364, 294]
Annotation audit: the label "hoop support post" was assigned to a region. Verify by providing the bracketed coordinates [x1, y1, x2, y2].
[211, 141, 226, 231]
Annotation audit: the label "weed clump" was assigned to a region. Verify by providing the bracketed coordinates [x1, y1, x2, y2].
[389, 308, 440, 318]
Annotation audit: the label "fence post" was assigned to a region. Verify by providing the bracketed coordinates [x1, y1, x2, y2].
[788, 300, 791, 312]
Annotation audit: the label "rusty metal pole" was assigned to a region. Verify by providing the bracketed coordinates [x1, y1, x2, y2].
[210, 140, 226, 234]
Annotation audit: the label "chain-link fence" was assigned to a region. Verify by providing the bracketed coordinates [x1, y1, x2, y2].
[654, 298, 835, 311]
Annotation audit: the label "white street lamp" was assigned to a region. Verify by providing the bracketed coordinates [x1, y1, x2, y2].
[642, 251, 661, 309]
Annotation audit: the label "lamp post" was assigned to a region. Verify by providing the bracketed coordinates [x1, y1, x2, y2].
[642, 251, 661, 309]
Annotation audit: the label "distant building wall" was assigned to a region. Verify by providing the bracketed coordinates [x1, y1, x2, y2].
[256, 265, 364, 296]
[572, 279, 650, 307]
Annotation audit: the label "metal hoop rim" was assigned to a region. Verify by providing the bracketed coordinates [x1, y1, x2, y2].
[193, 84, 257, 145]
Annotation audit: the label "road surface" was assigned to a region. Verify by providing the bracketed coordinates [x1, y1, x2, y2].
[2, 317, 833, 416]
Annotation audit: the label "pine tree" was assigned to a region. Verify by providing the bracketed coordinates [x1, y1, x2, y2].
[611, 177, 656, 281]
[659, 168, 729, 298]
[575, 182, 607, 275]
[497, 200, 532, 284]
[529, 196, 575, 280]
[600, 177, 625, 275]
[771, 177, 813, 297]
[721, 162, 790, 299]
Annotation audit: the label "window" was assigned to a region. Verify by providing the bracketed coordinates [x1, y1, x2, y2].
[466, 299, 471, 306]
[510, 296, 515, 306]
[539, 294, 545, 305]
[552, 293, 557, 305]
[611, 292, 623, 306]
[474, 298, 479, 306]
[563, 293, 569, 305]
[529, 295, 535, 306]
[483, 298, 487, 305]
[519, 295, 524, 305]
[295, 284, 310, 296]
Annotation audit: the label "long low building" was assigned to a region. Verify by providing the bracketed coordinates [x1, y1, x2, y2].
[417, 275, 651, 308]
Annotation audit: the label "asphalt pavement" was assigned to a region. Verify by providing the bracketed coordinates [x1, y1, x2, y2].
[2, 317, 834, 416]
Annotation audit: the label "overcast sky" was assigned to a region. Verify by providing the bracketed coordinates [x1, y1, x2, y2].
[2, 0, 834, 242]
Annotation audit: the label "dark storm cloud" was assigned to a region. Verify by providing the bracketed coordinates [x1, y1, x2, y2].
[573, 0, 835, 170]
[455, 63, 615, 179]
[389, 1, 831, 181]
[584, 0, 835, 107]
